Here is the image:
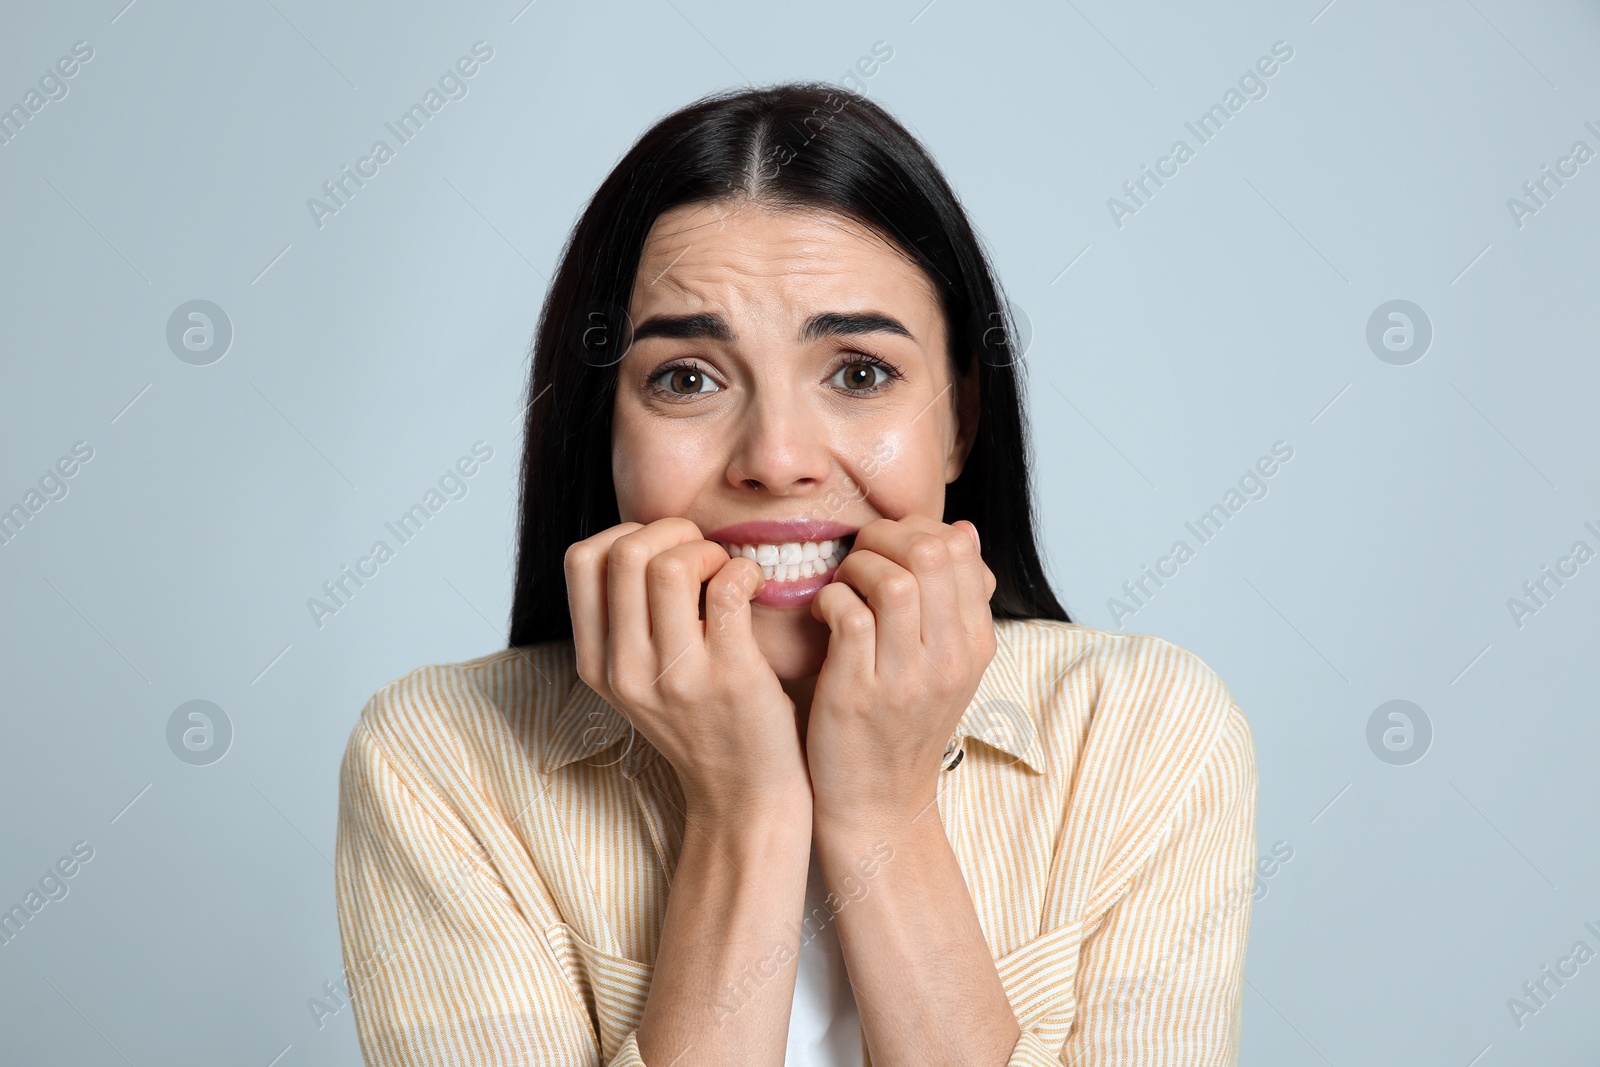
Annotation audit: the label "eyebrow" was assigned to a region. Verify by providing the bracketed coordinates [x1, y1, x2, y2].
[628, 311, 916, 346]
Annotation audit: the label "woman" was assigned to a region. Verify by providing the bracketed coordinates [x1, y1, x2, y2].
[335, 82, 1257, 1067]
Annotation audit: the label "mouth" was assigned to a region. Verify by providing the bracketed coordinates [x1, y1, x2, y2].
[717, 533, 855, 583]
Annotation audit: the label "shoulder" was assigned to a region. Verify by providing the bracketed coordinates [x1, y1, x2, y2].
[998, 616, 1236, 705]
[997, 616, 1250, 774]
[341, 640, 579, 788]
[1001, 620, 1256, 902]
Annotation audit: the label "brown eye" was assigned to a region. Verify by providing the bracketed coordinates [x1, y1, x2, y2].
[831, 359, 891, 393]
[649, 362, 719, 397]
[669, 367, 705, 393]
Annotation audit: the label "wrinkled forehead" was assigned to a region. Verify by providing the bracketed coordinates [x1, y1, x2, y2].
[629, 200, 942, 328]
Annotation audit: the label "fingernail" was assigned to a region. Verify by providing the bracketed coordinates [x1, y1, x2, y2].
[968, 523, 981, 552]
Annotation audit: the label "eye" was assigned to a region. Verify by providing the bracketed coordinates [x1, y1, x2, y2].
[648, 360, 721, 399]
[645, 353, 904, 401]
[829, 354, 901, 395]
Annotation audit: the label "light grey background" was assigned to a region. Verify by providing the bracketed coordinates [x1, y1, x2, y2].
[2, 0, 1597, 1063]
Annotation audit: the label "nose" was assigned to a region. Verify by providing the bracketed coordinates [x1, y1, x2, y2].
[724, 387, 831, 495]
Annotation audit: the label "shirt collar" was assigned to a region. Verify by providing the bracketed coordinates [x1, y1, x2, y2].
[542, 669, 639, 775]
[543, 619, 1046, 776]
[950, 618, 1047, 774]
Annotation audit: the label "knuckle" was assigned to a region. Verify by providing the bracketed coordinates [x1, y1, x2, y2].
[646, 553, 688, 584]
[657, 664, 693, 701]
[669, 516, 704, 539]
[908, 535, 948, 571]
[882, 574, 919, 604]
[706, 574, 751, 611]
[610, 537, 651, 569]
[935, 646, 965, 678]
[841, 608, 876, 636]
[604, 663, 636, 705]
[652, 669, 681, 701]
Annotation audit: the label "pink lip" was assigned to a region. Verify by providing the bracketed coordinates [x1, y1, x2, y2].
[701, 518, 859, 545]
[699, 518, 859, 610]
[752, 562, 842, 608]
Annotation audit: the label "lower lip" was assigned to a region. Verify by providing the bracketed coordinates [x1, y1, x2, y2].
[753, 562, 841, 608]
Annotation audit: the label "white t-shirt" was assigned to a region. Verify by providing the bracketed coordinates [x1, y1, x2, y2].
[784, 841, 865, 1066]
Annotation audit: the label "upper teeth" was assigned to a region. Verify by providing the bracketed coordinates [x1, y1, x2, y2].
[720, 539, 848, 581]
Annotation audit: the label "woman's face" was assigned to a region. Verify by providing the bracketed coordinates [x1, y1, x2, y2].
[612, 199, 979, 680]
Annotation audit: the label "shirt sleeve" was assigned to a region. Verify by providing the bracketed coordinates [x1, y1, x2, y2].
[335, 711, 651, 1066]
[1006, 701, 1258, 1067]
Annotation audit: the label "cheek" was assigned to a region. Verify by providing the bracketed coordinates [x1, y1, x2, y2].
[611, 417, 716, 522]
[854, 427, 946, 515]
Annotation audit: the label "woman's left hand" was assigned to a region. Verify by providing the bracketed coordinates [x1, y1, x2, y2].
[805, 515, 999, 830]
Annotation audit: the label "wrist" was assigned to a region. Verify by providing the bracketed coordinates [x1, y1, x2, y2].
[812, 783, 937, 837]
[684, 781, 813, 838]
[812, 810, 943, 900]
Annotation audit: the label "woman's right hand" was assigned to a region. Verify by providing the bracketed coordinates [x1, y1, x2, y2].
[563, 517, 811, 822]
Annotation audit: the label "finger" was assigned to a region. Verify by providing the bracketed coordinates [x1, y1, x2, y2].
[704, 554, 768, 664]
[606, 517, 707, 683]
[905, 517, 979, 655]
[646, 539, 746, 673]
[851, 516, 960, 661]
[829, 548, 921, 672]
[564, 522, 644, 690]
[811, 580, 876, 683]
[897, 515, 992, 642]
[945, 519, 993, 641]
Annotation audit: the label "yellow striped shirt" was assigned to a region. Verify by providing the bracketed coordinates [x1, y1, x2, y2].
[334, 616, 1257, 1065]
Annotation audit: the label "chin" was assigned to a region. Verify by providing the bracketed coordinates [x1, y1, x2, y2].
[752, 607, 831, 679]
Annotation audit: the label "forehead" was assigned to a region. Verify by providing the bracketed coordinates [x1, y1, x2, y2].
[629, 200, 942, 323]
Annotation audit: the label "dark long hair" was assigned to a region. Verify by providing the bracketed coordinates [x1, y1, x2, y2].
[508, 81, 1069, 647]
